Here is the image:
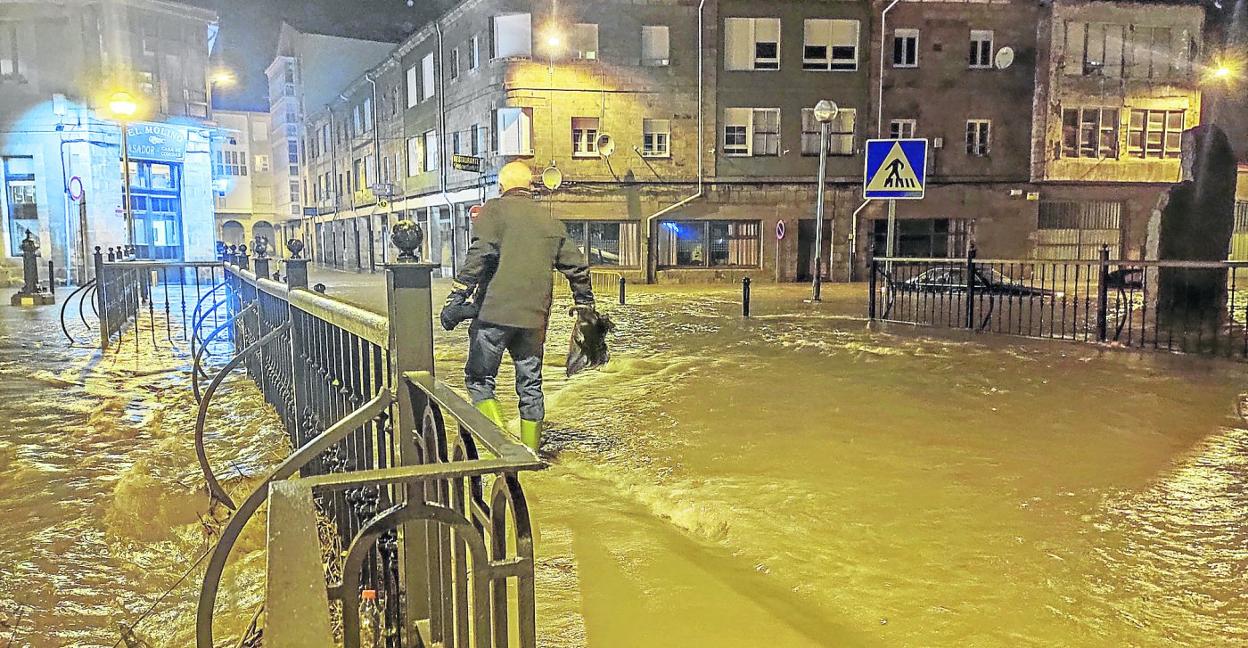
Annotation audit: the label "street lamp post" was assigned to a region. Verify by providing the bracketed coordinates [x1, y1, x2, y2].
[811, 100, 838, 302]
[108, 92, 138, 255]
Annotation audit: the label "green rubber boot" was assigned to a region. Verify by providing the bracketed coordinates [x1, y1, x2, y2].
[520, 419, 543, 452]
[475, 399, 506, 428]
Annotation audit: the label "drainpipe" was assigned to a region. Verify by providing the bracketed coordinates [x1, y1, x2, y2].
[644, 0, 708, 284]
[434, 21, 459, 276]
[366, 73, 382, 272]
[876, 0, 902, 138]
[328, 103, 342, 267]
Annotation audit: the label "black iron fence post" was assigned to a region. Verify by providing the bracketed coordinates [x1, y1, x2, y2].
[868, 258, 879, 319]
[1096, 244, 1110, 342]
[965, 245, 977, 329]
[742, 277, 751, 318]
[47, 260, 55, 295]
[619, 276, 626, 306]
[94, 247, 107, 350]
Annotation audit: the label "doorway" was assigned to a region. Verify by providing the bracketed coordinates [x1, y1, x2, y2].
[795, 219, 832, 282]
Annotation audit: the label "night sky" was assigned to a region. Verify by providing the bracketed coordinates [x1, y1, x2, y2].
[183, 0, 454, 112]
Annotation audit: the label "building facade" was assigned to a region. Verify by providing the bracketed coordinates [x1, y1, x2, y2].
[212, 110, 277, 251]
[0, 0, 219, 282]
[287, 0, 1221, 283]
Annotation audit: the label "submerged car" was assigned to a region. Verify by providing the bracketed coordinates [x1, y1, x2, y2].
[895, 266, 1058, 297]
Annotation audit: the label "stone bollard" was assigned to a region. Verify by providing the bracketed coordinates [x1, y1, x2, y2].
[284, 239, 308, 289]
[11, 230, 54, 306]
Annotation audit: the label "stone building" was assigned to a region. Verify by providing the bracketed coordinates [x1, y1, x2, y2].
[0, 0, 219, 282]
[290, 0, 1223, 283]
[212, 110, 277, 251]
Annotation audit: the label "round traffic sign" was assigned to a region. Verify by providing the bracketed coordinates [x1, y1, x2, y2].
[776, 220, 786, 240]
[69, 176, 84, 201]
[469, 204, 484, 223]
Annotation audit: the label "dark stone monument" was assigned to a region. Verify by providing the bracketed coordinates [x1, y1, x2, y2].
[10, 230, 54, 306]
[1146, 124, 1238, 332]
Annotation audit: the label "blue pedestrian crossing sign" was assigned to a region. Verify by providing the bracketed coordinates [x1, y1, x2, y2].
[863, 138, 928, 200]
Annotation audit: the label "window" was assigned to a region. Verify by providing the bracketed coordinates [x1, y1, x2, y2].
[496, 107, 533, 155]
[449, 47, 460, 80]
[421, 53, 435, 101]
[969, 29, 993, 68]
[871, 218, 971, 259]
[0, 23, 19, 77]
[214, 150, 248, 176]
[966, 119, 991, 156]
[642, 119, 671, 157]
[492, 13, 532, 59]
[893, 29, 918, 67]
[1127, 109, 1184, 159]
[406, 65, 418, 107]
[352, 104, 363, 135]
[407, 136, 422, 176]
[724, 108, 779, 156]
[468, 36, 480, 70]
[562, 221, 642, 266]
[452, 131, 463, 155]
[363, 97, 373, 132]
[801, 108, 856, 156]
[4, 157, 36, 257]
[724, 17, 780, 71]
[287, 140, 299, 164]
[353, 158, 366, 189]
[803, 19, 859, 71]
[1035, 201, 1122, 260]
[472, 124, 486, 156]
[1125, 26, 1190, 79]
[889, 119, 916, 139]
[320, 124, 330, 150]
[642, 26, 670, 66]
[423, 130, 439, 172]
[1061, 107, 1119, 159]
[571, 23, 599, 60]
[571, 117, 600, 156]
[1065, 22, 1142, 78]
[255, 154, 270, 172]
[657, 221, 761, 268]
[365, 155, 376, 189]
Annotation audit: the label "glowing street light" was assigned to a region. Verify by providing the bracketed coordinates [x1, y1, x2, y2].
[209, 68, 237, 87]
[107, 92, 138, 252]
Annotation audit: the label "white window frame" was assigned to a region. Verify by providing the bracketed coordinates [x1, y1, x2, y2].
[406, 66, 418, 108]
[801, 108, 856, 156]
[723, 107, 780, 157]
[449, 47, 460, 80]
[496, 107, 533, 156]
[642, 118, 671, 158]
[888, 119, 916, 139]
[468, 36, 480, 70]
[406, 136, 422, 176]
[966, 119, 991, 157]
[492, 13, 532, 59]
[803, 19, 859, 72]
[724, 17, 781, 71]
[572, 117, 600, 157]
[969, 29, 993, 69]
[423, 129, 439, 172]
[421, 53, 436, 101]
[571, 23, 599, 60]
[641, 25, 670, 66]
[893, 28, 919, 68]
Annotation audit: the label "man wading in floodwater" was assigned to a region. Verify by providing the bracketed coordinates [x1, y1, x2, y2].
[442, 160, 595, 450]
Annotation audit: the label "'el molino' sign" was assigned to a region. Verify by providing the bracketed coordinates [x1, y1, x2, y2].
[126, 122, 188, 163]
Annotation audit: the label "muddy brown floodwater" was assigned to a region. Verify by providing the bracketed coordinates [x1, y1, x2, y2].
[3, 273, 1246, 647]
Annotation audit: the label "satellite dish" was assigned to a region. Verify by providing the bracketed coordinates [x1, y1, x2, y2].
[994, 46, 1015, 70]
[541, 165, 563, 191]
[596, 133, 616, 158]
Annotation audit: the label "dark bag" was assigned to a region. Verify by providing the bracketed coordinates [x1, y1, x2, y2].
[566, 306, 615, 377]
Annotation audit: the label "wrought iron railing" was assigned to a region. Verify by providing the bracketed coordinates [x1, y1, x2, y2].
[87, 246, 227, 351]
[553, 268, 626, 305]
[194, 249, 542, 648]
[869, 247, 1248, 360]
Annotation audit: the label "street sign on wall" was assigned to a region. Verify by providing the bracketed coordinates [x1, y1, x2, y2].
[452, 155, 482, 173]
[776, 220, 786, 240]
[863, 139, 928, 200]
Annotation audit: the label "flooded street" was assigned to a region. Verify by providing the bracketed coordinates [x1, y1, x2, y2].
[3, 270, 1247, 646]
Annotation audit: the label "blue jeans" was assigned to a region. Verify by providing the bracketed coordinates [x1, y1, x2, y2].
[465, 319, 547, 421]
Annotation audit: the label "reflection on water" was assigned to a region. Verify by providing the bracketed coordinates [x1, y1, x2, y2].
[2, 277, 1246, 647]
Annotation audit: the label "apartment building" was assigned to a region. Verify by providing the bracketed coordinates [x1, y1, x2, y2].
[290, 0, 1216, 283]
[212, 110, 277, 251]
[0, 0, 219, 280]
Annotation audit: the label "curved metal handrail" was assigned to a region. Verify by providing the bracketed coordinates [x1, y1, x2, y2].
[194, 322, 290, 510]
[189, 281, 227, 339]
[192, 295, 231, 349]
[195, 390, 393, 648]
[192, 302, 258, 402]
[59, 279, 97, 344]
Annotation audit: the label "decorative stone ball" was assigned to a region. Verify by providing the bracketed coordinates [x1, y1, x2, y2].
[287, 238, 305, 259]
[391, 219, 424, 261]
[253, 237, 269, 258]
[238, 244, 248, 256]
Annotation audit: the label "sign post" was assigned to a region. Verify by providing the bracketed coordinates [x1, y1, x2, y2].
[775, 220, 786, 283]
[864, 138, 928, 272]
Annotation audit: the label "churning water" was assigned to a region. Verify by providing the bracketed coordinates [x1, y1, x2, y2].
[3, 275, 1246, 647]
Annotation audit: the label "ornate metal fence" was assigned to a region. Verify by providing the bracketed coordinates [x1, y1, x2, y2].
[869, 247, 1248, 360]
[194, 245, 542, 648]
[88, 246, 226, 351]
